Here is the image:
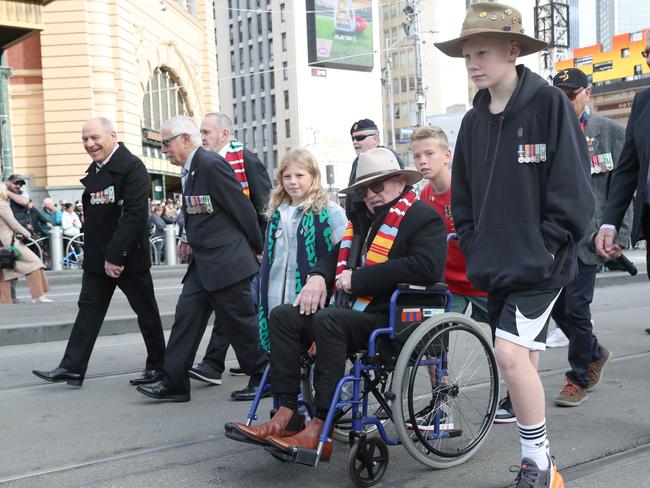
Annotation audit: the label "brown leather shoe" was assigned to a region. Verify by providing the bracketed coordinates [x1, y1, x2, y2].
[266, 417, 333, 461]
[228, 407, 304, 445]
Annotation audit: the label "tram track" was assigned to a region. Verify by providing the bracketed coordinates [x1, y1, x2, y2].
[1, 349, 649, 486]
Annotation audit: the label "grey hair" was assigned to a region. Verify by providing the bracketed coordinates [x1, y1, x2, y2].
[204, 112, 234, 133]
[160, 115, 202, 146]
[97, 117, 115, 133]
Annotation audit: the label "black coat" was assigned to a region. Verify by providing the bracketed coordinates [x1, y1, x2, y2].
[312, 190, 447, 316]
[603, 87, 650, 245]
[242, 149, 272, 235]
[452, 65, 593, 292]
[183, 147, 262, 291]
[80, 143, 152, 274]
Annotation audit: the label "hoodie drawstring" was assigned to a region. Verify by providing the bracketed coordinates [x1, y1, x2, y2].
[475, 115, 505, 232]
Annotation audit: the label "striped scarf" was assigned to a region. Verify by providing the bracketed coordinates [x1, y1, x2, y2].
[225, 139, 250, 198]
[335, 190, 417, 311]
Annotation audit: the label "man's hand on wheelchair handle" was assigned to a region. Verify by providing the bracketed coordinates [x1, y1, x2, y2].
[595, 227, 622, 259]
[294, 274, 327, 315]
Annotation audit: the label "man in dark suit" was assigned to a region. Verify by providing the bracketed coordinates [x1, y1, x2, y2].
[596, 40, 650, 335]
[188, 112, 272, 394]
[33, 117, 166, 387]
[136, 116, 267, 402]
[596, 43, 650, 268]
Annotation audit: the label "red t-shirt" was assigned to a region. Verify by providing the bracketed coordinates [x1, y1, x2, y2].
[419, 183, 486, 296]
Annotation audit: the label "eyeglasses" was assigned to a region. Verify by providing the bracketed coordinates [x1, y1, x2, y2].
[161, 133, 183, 147]
[351, 133, 377, 142]
[642, 50, 650, 58]
[355, 179, 387, 198]
[560, 87, 586, 101]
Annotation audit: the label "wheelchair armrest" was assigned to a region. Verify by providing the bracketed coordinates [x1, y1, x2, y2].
[396, 283, 448, 292]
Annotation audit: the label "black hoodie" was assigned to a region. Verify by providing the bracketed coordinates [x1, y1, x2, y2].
[451, 65, 594, 293]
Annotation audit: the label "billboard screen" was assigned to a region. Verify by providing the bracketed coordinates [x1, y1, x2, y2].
[306, 0, 374, 72]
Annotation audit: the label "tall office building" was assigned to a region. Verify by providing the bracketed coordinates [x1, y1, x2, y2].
[214, 1, 383, 188]
[597, 0, 650, 51]
[379, 1, 467, 164]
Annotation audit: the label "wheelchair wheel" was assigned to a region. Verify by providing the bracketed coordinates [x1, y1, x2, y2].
[393, 313, 499, 469]
[347, 437, 389, 487]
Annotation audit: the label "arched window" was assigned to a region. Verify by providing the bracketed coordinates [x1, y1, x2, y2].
[141, 67, 190, 158]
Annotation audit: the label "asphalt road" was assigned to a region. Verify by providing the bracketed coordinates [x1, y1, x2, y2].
[1, 280, 649, 487]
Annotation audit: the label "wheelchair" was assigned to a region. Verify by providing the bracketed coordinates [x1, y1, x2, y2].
[228, 283, 499, 487]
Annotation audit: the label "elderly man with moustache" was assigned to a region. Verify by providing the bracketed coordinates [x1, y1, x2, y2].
[136, 116, 267, 402]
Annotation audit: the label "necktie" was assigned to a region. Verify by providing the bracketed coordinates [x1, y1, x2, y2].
[181, 167, 189, 191]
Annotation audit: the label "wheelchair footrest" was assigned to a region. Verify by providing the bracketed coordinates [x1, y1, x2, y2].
[264, 445, 330, 466]
[224, 423, 268, 447]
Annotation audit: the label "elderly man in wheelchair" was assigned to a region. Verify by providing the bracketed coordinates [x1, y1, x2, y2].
[225, 146, 449, 459]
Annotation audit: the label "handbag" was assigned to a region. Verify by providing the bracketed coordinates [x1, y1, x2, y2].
[0, 234, 21, 269]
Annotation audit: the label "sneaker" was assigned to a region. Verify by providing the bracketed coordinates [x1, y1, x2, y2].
[511, 456, 565, 488]
[546, 328, 569, 348]
[494, 395, 516, 424]
[229, 367, 245, 376]
[554, 378, 588, 407]
[586, 345, 611, 392]
[189, 362, 222, 385]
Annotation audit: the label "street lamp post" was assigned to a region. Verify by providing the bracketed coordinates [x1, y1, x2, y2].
[383, 39, 397, 150]
[404, 1, 426, 127]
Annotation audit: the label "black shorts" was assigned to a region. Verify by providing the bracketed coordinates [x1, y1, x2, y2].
[488, 288, 562, 351]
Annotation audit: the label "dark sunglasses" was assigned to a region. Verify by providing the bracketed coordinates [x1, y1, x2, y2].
[161, 133, 183, 147]
[351, 133, 376, 142]
[642, 50, 650, 58]
[355, 179, 387, 198]
[560, 87, 585, 101]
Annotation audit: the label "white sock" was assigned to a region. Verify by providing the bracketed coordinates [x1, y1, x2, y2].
[517, 419, 549, 470]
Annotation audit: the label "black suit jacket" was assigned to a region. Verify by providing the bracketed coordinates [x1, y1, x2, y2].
[603, 87, 650, 244]
[80, 143, 152, 274]
[183, 147, 262, 291]
[242, 148, 272, 235]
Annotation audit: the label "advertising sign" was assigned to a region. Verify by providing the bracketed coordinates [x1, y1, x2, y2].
[306, 0, 374, 72]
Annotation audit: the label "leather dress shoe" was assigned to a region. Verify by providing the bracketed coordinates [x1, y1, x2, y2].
[226, 406, 305, 445]
[189, 362, 222, 385]
[32, 367, 83, 386]
[231, 384, 270, 401]
[136, 381, 190, 402]
[266, 417, 332, 461]
[129, 369, 163, 386]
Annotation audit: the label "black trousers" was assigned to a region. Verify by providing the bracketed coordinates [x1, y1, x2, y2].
[201, 272, 259, 373]
[551, 260, 602, 388]
[162, 264, 267, 393]
[269, 304, 383, 411]
[60, 271, 166, 377]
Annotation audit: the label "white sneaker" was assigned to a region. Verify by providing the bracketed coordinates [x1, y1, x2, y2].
[32, 296, 54, 303]
[546, 328, 569, 348]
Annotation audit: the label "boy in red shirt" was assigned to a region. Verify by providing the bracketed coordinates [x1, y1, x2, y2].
[411, 126, 488, 323]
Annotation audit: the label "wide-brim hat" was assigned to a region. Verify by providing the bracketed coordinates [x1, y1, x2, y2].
[340, 147, 422, 195]
[434, 2, 548, 58]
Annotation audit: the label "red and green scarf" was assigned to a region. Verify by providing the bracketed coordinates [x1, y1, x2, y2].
[335, 190, 417, 311]
[225, 139, 250, 198]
